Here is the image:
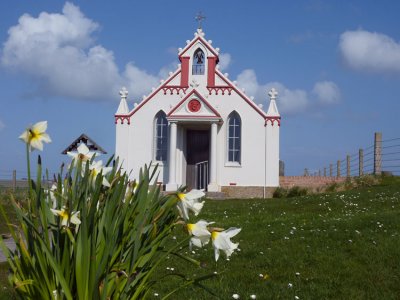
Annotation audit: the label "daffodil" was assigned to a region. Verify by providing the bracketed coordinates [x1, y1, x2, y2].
[50, 207, 81, 227]
[47, 183, 62, 209]
[187, 220, 213, 249]
[19, 121, 51, 151]
[88, 160, 112, 187]
[176, 189, 205, 220]
[211, 227, 241, 261]
[67, 143, 96, 166]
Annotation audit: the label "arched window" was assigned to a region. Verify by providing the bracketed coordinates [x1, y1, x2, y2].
[192, 48, 205, 75]
[227, 112, 241, 163]
[154, 111, 168, 161]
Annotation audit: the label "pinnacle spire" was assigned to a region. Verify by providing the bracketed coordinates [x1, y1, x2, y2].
[266, 88, 280, 116]
[116, 87, 129, 114]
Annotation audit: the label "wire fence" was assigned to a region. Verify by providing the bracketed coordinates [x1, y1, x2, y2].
[304, 133, 400, 178]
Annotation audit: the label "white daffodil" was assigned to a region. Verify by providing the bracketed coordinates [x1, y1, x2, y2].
[88, 160, 112, 187]
[187, 220, 214, 249]
[211, 227, 241, 261]
[19, 121, 51, 151]
[47, 183, 62, 209]
[50, 207, 81, 227]
[67, 143, 96, 166]
[176, 189, 205, 220]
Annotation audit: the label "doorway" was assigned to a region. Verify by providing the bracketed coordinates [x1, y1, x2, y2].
[186, 130, 210, 190]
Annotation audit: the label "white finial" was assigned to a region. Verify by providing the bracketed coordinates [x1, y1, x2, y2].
[224, 73, 229, 77]
[168, 71, 173, 76]
[208, 40, 212, 44]
[142, 95, 146, 99]
[178, 47, 182, 52]
[190, 79, 199, 88]
[258, 103, 263, 108]
[186, 40, 191, 44]
[268, 88, 278, 101]
[216, 47, 220, 52]
[134, 103, 138, 107]
[119, 87, 128, 100]
[233, 81, 237, 85]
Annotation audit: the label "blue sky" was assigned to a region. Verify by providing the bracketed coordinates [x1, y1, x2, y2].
[1, 0, 400, 179]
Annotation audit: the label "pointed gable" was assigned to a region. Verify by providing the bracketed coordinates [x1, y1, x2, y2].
[178, 29, 219, 61]
[167, 89, 221, 122]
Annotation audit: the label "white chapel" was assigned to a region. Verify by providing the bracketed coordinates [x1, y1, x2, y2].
[115, 28, 280, 197]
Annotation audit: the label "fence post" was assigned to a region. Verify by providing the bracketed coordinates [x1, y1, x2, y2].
[337, 160, 341, 177]
[359, 148, 363, 176]
[346, 155, 350, 177]
[12, 170, 16, 191]
[324, 167, 326, 177]
[329, 164, 333, 177]
[374, 132, 382, 175]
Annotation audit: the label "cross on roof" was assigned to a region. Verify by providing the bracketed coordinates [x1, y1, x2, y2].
[195, 12, 206, 29]
[119, 87, 128, 100]
[268, 88, 278, 101]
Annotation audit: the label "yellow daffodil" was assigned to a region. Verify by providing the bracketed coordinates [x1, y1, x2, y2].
[51, 207, 81, 227]
[88, 160, 112, 187]
[19, 121, 51, 151]
[67, 143, 96, 166]
[211, 227, 241, 261]
[187, 220, 214, 249]
[176, 189, 205, 220]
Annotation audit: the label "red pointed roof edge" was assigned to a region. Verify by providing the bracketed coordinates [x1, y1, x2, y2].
[167, 89, 221, 118]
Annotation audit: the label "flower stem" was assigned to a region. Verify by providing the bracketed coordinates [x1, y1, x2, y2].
[26, 143, 33, 201]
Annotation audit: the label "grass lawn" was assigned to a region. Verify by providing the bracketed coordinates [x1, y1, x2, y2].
[0, 178, 399, 299]
[150, 177, 400, 299]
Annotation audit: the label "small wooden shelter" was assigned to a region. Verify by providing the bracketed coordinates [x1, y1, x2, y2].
[62, 134, 107, 155]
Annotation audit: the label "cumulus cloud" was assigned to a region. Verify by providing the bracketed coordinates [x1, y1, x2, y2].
[339, 29, 400, 73]
[235, 69, 339, 114]
[1, 2, 162, 101]
[312, 81, 340, 105]
[218, 53, 231, 71]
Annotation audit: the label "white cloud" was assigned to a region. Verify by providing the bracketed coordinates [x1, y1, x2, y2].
[1, 2, 163, 101]
[312, 81, 340, 105]
[339, 29, 400, 73]
[235, 69, 340, 115]
[218, 53, 231, 71]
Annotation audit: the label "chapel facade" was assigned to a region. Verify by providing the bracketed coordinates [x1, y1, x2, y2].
[115, 28, 280, 197]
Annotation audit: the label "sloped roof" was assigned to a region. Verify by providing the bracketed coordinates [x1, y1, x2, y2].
[61, 134, 107, 154]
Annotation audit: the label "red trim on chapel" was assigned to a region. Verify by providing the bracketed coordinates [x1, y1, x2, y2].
[265, 116, 281, 127]
[167, 89, 221, 118]
[215, 70, 268, 120]
[179, 36, 219, 62]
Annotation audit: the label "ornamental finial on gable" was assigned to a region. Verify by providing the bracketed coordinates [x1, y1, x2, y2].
[268, 88, 278, 101]
[119, 87, 128, 100]
[195, 12, 206, 29]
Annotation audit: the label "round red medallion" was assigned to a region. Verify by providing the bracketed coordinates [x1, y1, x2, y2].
[188, 99, 201, 112]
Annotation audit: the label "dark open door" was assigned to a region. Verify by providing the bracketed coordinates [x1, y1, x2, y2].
[186, 130, 210, 190]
